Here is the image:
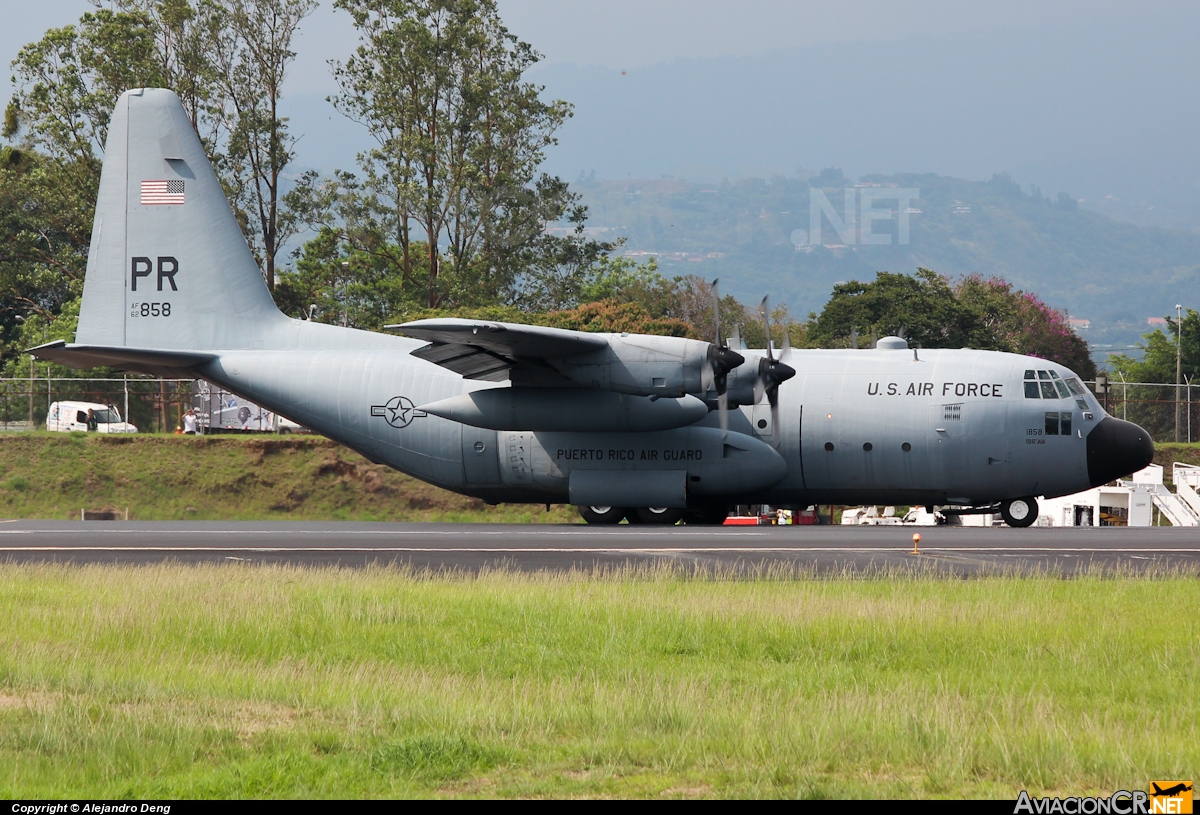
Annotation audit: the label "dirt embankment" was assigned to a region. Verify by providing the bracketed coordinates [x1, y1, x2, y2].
[1154, 443, 1200, 484]
[0, 433, 576, 522]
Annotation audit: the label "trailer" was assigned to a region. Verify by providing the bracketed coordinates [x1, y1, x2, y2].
[192, 380, 304, 434]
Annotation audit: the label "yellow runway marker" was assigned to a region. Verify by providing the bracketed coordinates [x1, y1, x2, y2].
[912, 533, 921, 555]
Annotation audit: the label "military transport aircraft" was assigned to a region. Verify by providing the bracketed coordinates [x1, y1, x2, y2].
[30, 89, 1156, 527]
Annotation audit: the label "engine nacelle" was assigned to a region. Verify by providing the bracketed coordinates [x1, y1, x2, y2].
[420, 387, 710, 432]
[549, 334, 711, 397]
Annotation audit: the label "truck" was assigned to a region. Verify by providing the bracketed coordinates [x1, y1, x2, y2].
[46, 401, 138, 433]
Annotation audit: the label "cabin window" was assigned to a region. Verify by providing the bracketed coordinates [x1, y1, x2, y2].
[1060, 412, 1072, 435]
[824, 442, 834, 452]
[863, 442, 873, 452]
[1045, 412, 1060, 435]
[901, 442, 912, 452]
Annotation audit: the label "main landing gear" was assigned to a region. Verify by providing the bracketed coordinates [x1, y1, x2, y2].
[576, 506, 728, 525]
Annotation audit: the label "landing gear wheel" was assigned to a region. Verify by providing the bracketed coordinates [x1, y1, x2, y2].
[1000, 497, 1038, 528]
[578, 505, 625, 525]
[633, 507, 685, 525]
[683, 506, 730, 525]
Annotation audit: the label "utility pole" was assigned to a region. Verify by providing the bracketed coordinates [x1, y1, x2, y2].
[15, 316, 32, 427]
[1176, 304, 1183, 443]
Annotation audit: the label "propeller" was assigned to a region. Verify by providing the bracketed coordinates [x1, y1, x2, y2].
[755, 296, 797, 433]
[703, 279, 745, 438]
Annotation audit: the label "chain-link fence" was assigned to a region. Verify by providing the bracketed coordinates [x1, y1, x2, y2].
[0, 376, 301, 434]
[0, 377, 195, 433]
[1086, 379, 1198, 443]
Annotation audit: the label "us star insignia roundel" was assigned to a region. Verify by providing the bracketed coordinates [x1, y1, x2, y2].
[370, 396, 427, 428]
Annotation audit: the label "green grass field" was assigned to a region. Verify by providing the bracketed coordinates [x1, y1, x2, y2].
[0, 432, 578, 522]
[0, 564, 1195, 798]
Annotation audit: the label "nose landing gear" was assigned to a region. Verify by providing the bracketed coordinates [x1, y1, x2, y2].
[999, 496, 1038, 528]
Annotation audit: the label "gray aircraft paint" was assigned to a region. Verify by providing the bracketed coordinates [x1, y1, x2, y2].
[35, 89, 1153, 519]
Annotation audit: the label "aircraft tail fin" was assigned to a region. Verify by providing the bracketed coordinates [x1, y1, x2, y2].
[76, 88, 285, 351]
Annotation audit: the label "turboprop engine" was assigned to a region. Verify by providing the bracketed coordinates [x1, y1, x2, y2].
[546, 334, 746, 398]
[419, 387, 710, 432]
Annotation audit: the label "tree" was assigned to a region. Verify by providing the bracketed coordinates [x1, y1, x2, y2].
[807, 269, 1096, 378]
[213, 0, 316, 291]
[1109, 309, 1200, 384]
[6, 2, 225, 161]
[0, 146, 93, 359]
[955, 275, 1095, 377]
[329, 0, 576, 307]
[806, 269, 978, 349]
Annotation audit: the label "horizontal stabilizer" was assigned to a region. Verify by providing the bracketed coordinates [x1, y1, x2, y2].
[28, 340, 216, 376]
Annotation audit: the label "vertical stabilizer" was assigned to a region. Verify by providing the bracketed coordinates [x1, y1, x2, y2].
[76, 88, 284, 350]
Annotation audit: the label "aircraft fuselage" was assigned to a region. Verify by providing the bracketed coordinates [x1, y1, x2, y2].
[194, 328, 1127, 510]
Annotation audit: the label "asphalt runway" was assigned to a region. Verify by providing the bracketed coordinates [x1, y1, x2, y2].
[0, 520, 1198, 574]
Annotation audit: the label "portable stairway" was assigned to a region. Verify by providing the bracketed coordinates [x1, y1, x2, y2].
[1172, 463, 1200, 521]
[1122, 464, 1200, 527]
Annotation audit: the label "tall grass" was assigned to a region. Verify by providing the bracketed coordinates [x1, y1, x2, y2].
[0, 564, 1195, 798]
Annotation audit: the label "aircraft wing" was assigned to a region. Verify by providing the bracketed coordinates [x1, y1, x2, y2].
[387, 319, 607, 381]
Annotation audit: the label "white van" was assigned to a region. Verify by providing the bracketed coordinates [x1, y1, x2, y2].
[46, 401, 138, 433]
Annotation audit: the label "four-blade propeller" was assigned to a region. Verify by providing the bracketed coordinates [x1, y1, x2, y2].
[702, 282, 796, 438]
[753, 296, 797, 433]
[703, 279, 744, 437]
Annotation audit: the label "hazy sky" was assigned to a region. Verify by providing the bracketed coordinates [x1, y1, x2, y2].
[6, 2, 1199, 229]
[8, 1, 1158, 99]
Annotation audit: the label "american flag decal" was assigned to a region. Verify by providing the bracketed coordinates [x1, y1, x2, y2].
[140, 179, 185, 205]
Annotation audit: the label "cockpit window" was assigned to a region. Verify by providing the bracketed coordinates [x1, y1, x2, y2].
[1024, 369, 1035, 380]
[1037, 370, 1051, 380]
[1025, 381, 1040, 398]
[1040, 381, 1058, 399]
[1054, 380, 1071, 398]
[1049, 371, 1062, 380]
[1064, 377, 1084, 396]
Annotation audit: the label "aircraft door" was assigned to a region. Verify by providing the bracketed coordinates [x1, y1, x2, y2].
[461, 425, 501, 484]
[930, 400, 1012, 502]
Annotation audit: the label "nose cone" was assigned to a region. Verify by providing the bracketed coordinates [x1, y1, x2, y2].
[1086, 417, 1155, 486]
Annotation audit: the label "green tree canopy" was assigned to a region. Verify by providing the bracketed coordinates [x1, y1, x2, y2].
[1109, 309, 1200, 384]
[807, 269, 1096, 378]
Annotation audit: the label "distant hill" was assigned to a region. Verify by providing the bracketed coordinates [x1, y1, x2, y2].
[572, 172, 1200, 348]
